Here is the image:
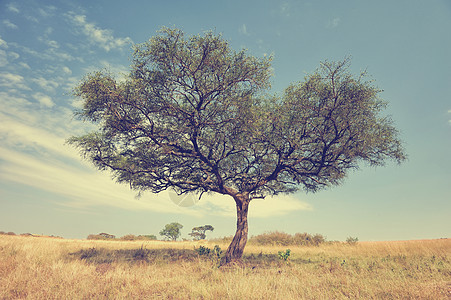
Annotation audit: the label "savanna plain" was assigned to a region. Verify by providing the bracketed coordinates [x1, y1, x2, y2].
[0, 235, 449, 299]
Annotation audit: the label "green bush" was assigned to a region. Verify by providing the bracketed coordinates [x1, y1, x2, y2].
[278, 249, 291, 261]
[195, 245, 222, 261]
[87, 233, 116, 240]
[346, 236, 359, 245]
[249, 231, 326, 246]
[250, 231, 293, 246]
[138, 235, 157, 240]
[120, 234, 137, 241]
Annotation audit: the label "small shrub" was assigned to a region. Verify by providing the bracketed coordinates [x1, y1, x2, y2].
[138, 235, 157, 240]
[80, 247, 98, 260]
[132, 245, 149, 262]
[278, 249, 291, 261]
[87, 233, 116, 240]
[250, 231, 327, 246]
[209, 235, 233, 244]
[195, 245, 211, 256]
[213, 245, 222, 259]
[312, 234, 326, 246]
[99, 233, 115, 239]
[120, 234, 137, 241]
[250, 231, 293, 246]
[346, 236, 359, 245]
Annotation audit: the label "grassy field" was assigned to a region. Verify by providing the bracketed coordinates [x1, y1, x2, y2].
[0, 235, 449, 299]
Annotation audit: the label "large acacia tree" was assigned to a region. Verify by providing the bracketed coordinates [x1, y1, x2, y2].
[68, 27, 406, 263]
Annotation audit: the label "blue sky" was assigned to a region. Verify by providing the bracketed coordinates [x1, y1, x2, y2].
[1, 0, 450, 241]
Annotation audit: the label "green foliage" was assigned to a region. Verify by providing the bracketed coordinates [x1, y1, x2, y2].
[120, 234, 137, 241]
[195, 245, 222, 266]
[159, 222, 183, 241]
[346, 236, 359, 245]
[139, 234, 157, 240]
[250, 231, 326, 246]
[87, 233, 156, 241]
[195, 245, 211, 256]
[87, 233, 116, 240]
[278, 249, 291, 261]
[189, 225, 214, 240]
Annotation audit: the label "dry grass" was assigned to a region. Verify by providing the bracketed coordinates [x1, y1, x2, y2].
[0, 235, 450, 299]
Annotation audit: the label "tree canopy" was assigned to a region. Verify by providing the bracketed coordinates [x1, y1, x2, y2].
[159, 222, 183, 241]
[68, 27, 406, 263]
[189, 225, 214, 240]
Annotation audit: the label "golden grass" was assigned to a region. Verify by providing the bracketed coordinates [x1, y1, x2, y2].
[1, 235, 449, 299]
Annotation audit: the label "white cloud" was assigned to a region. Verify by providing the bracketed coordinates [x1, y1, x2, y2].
[19, 62, 31, 69]
[328, 17, 341, 28]
[7, 3, 20, 13]
[0, 37, 8, 48]
[250, 194, 312, 217]
[8, 51, 20, 60]
[239, 24, 249, 36]
[68, 13, 132, 52]
[0, 72, 30, 90]
[0, 50, 7, 67]
[0, 146, 187, 215]
[62, 66, 72, 75]
[32, 92, 54, 108]
[38, 6, 57, 18]
[3, 20, 18, 29]
[280, 2, 291, 17]
[31, 76, 59, 92]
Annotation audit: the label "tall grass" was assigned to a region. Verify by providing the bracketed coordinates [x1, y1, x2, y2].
[0, 235, 449, 299]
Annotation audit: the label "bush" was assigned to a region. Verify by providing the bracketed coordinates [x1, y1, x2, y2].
[249, 231, 326, 246]
[87, 233, 116, 240]
[346, 236, 359, 245]
[138, 235, 157, 240]
[278, 249, 291, 261]
[250, 231, 293, 246]
[120, 234, 137, 241]
[195, 245, 211, 256]
[209, 235, 233, 244]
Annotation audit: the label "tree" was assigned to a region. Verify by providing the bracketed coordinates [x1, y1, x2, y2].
[159, 222, 183, 241]
[189, 225, 214, 240]
[68, 27, 406, 264]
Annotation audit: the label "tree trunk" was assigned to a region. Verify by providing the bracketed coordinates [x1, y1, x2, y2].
[224, 196, 250, 264]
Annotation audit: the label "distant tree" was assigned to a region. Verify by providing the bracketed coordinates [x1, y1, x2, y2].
[99, 232, 116, 239]
[346, 236, 359, 245]
[189, 225, 214, 240]
[138, 234, 157, 240]
[159, 222, 183, 241]
[120, 234, 137, 241]
[68, 28, 406, 263]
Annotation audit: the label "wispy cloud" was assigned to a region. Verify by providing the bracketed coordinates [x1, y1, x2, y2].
[328, 17, 341, 29]
[239, 24, 249, 36]
[3, 20, 18, 30]
[31, 76, 59, 92]
[280, 2, 291, 17]
[448, 109, 451, 125]
[0, 37, 7, 48]
[0, 72, 30, 90]
[7, 3, 20, 13]
[68, 13, 132, 52]
[32, 92, 54, 108]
